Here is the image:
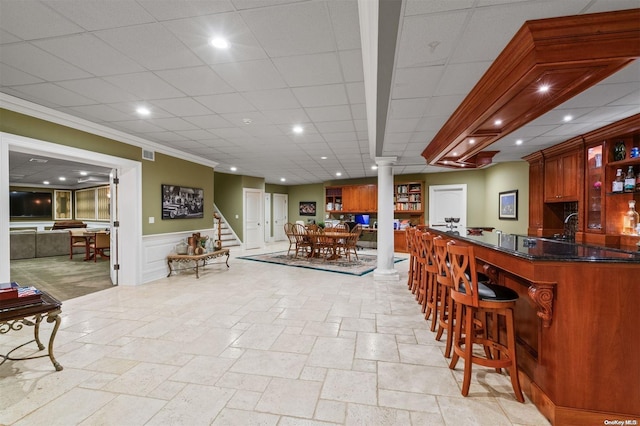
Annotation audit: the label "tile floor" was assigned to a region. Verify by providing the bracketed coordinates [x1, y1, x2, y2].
[0, 242, 551, 426]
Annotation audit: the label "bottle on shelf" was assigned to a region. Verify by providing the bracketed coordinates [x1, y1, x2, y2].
[622, 200, 639, 235]
[612, 168, 624, 193]
[624, 166, 636, 193]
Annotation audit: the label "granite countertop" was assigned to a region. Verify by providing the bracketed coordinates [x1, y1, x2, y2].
[428, 227, 640, 263]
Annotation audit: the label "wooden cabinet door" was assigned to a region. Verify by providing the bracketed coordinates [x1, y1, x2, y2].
[560, 152, 579, 200]
[362, 185, 377, 212]
[341, 186, 358, 212]
[544, 157, 561, 202]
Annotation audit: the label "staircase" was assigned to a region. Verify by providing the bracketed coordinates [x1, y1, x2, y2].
[214, 209, 241, 249]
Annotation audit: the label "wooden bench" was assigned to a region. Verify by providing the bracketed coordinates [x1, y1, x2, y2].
[166, 249, 230, 278]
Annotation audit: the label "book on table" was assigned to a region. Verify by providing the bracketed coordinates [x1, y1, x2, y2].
[0, 282, 43, 309]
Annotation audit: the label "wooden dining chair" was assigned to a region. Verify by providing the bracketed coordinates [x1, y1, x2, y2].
[69, 229, 87, 260]
[284, 223, 297, 256]
[89, 232, 110, 262]
[341, 224, 362, 262]
[292, 223, 313, 258]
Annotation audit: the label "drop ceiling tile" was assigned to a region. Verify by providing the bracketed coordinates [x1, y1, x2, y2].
[338, 50, 364, 83]
[350, 104, 366, 120]
[392, 66, 444, 100]
[94, 23, 202, 70]
[328, 0, 361, 51]
[397, 12, 466, 68]
[144, 131, 188, 143]
[0, 29, 22, 44]
[104, 72, 185, 100]
[155, 66, 234, 96]
[183, 114, 234, 129]
[241, 1, 334, 57]
[0, 63, 43, 86]
[175, 129, 219, 140]
[162, 14, 268, 65]
[137, 0, 234, 20]
[273, 52, 343, 87]
[243, 88, 301, 111]
[389, 99, 430, 119]
[292, 84, 348, 108]
[305, 105, 352, 122]
[150, 98, 212, 117]
[424, 94, 464, 117]
[69, 104, 134, 122]
[147, 118, 199, 132]
[314, 121, 356, 134]
[0, 43, 91, 81]
[209, 127, 251, 139]
[212, 59, 287, 91]
[56, 78, 139, 104]
[386, 118, 421, 133]
[322, 132, 358, 142]
[435, 61, 492, 96]
[107, 101, 174, 119]
[0, 1, 84, 40]
[194, 93, 256, 114]
[404, 0, 475, 16]
[262, 108, 310, 125]
[11, 83, 96, 107]
[243, 125, 286, 137]
[561, 82, 640, 109]
[112, 120, 165, 133]
[33, 33, 145, 77]
[46, 0, 155, 31]
[345, 82, 366, 104]
[219, 111, 272, 126]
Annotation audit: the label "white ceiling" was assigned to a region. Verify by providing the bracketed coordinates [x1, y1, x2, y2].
[1, 0, 638, 187]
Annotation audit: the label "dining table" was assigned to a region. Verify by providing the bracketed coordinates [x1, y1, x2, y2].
[306, 231, 355, 261]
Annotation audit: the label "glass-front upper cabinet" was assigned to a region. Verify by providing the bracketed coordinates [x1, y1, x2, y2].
[586, 143, 604, 232]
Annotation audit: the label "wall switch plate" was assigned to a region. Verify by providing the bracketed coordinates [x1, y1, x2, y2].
[149, 217, 154, 224]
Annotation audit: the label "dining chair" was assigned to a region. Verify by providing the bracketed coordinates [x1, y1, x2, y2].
[292, 223, 313, 258]
[284, 223, 296, 256]
[341, 224, 362, 262]
[89, 232, 110, 262]
[68, 229, 87, 260]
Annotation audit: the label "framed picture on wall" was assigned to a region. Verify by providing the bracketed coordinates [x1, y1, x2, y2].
[498, 190, 518, 220]
[54, 190, 72, 220]
[162, 184, 204, 219]
[299, 201, 316, 216]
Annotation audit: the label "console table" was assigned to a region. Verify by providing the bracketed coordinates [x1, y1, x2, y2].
[167, 249, 230, 278]
[0, 291, 63, 371]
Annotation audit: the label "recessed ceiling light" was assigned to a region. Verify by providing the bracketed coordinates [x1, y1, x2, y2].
[336, 172, 342, 177]
[452, 152, 458, 156]
[230, 166, 237, 172]
[242, 118, 252, 125]
[371, 165, 378, 170]
[43, 181, 50, 185]
[516, 139, 523, 145]
[210, 37, 229, 49]
[320, 156, 327, 160]
[136, 107, 150, 116]
[79, 171, 88, 176]
[469, 139, 475, 144]
[494, 119, 502, 126]
[563, 115, 573, 122]
[280, 178, 286, 182]
[293, 125, 303, 134]
[538, 84, 550, 93]
[59, 177, 66, 181]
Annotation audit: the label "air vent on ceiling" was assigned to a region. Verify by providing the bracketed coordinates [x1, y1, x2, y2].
[29, 158, 48, 163]
[142, 149, 155, 161]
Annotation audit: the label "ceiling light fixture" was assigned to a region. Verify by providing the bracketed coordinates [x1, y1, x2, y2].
[336, 172, 342, 177]
[79, 171, 88, 176]
[210, 37, 229, 49]
[371, 165, 378, 170]
[320, 156, 327, 160]
[280, 178, 286, 182]
[469, 139, 475, 144]
[563, 115, 573, 122]
[230, 166, 237, 172]
[136, 107, 150, 116]
[242, 118, 252, 125]
[494, 119, 502, 126]
[516, 139, 523, 145]
[59, 177, 66, 181]
[293, 125, 303, 134]
[538, 84, 550, 93]
[43, 181, 50, 185]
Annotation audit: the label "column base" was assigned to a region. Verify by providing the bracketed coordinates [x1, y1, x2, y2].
[373, 268, 400, 281]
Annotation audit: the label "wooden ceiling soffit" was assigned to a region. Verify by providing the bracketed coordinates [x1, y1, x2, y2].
[421, 8, 640, 169]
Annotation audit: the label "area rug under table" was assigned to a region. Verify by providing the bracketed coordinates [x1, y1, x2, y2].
[238, 251, 405, 276]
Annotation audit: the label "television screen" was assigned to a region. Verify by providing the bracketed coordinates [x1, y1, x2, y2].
[10, 191, 52, 217]
[355, 214, 370, 226]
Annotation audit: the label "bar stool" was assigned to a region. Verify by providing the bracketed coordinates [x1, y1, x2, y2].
[405, 228, 417, 293]
[422, 232, 438, 324]
[432, 236, 454, 351]
[447, 241, 524, 402]
[413, 229, 429, 311]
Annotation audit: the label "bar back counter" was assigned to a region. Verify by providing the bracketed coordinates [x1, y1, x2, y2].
[427, 227, 640, 425]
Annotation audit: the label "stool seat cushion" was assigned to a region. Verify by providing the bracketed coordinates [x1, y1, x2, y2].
[459, 281, 519, 302]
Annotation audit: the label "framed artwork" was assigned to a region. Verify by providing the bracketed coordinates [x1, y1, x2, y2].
[499, 190, 518, 220]
[162, 184, 204, 219]
[299, 201, 316, 216]
[54, 190, 72, 220]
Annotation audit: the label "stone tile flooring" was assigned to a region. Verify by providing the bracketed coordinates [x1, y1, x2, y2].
[0, 242, 550, 425]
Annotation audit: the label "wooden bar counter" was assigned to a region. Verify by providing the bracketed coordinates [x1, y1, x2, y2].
[427, 227, 640, 425]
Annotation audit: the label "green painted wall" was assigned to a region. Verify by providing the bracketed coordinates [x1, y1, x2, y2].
[144, 153, 214, 234]
[287, 183, 325, 224]
[484, 162, 529, 234]
[214, 172, 246, 241]
[2, 109, 215, 236]
[423, 169, 487, 226]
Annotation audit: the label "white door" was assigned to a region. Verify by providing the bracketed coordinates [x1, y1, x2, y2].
[264, 193, 271, 243]
[273, 194, 288, 242]
[244, 188, 263, 250]
[429, 184, 467, 230]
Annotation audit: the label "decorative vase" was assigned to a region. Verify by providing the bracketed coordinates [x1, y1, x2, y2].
[613, 140, 626, 161]
[176, 241, 188, 255]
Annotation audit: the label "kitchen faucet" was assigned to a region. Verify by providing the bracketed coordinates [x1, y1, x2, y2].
[564, 212, 578, 223]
